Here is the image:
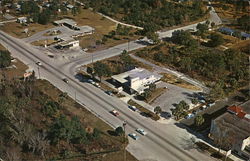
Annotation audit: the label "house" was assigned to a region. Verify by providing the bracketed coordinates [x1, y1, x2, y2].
[53, 19, 78, 30]
[218, 27, 235, 36]
[209, 101, 250, 160]
[241, 32, 250, 40]
[66, 4, 74, 10]
[112, 68, 162, 94]
[17, 17, 27, 24]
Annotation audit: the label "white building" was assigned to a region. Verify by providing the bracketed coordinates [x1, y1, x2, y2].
[112, 68, 162, 94]
[16, 17, 27, 24]
[56, 39, 79, 49]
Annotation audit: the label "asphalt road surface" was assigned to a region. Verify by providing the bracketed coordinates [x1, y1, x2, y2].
[0, 31, 216, 161]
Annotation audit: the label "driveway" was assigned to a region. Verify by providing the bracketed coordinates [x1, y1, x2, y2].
[152, 81, 197, 112]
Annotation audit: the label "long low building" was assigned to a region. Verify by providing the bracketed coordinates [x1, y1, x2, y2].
[112, 68, 162, 94]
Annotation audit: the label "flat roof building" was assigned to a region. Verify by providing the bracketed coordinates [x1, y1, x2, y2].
[56, 39, 79, 50]
[112, 68, 162, 94]
[210, 101, 250, 160]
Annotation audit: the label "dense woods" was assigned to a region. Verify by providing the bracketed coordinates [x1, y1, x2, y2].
[83, 0, 207, 32]
[136, 30, 249, 99]
[0, 76, 122, 160]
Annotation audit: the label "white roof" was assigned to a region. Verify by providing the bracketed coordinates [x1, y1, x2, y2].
[78, 25, 95, 33]
[54, 18, 76, 26]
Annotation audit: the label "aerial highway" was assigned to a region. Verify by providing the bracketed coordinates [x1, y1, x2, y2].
[0, 30, 215, 161]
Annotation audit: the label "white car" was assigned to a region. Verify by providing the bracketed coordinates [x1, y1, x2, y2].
[136, 128, 147, 136]
[111, 110, 119, 116]
[128, 133, 140, 140]
[36, 61, 42, 66]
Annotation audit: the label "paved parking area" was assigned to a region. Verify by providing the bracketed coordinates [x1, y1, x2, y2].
[151, 81, 198, 112]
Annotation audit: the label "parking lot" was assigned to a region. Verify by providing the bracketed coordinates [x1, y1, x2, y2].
[151, 81, 199, 113]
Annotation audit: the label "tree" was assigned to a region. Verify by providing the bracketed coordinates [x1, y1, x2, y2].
[196, 23, 208, 36]
[211, 22, 215, 28]
[115, 126, 124, 136]
[207, 33, 224, 47]
[191, 98, 199, 105]
[146, 32, 160, 44]
[195, 115, 204, 126]
[86, 66, 94, 78]
[154, 106, 162, 114]
[93, 62, 111, 81]
[0, 50, 11, 68]
[171, 30, 198, 48]
[179, 100, 189, 111]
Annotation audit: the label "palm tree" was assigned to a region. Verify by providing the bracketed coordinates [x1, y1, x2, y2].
[195, 115, 205, 126]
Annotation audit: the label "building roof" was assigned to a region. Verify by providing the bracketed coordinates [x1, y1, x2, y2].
[66, 4, 74, 9]
[78, 25, 95, 33]
[112, 68, 162, 93]
[54, 18, 77, 26]
[58, 39, 79, 47]
[212, 100, 250, 143]
[241, 32, 250, 38]
[219, 27, 235, 34]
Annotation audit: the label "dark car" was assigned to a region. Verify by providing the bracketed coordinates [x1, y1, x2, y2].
[63, 78, 69, 83]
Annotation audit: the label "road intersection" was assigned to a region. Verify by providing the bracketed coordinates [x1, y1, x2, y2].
[0, 6, 222, 160]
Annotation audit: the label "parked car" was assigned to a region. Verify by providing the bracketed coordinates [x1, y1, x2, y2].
[165, 112, 172, 118]
[185, 113, 194, 119]
[62, 78, 69, 83]
[111, 110, 119, 116]
[128, 133, 140, 140]
[128, 105, 138, 112]
[36, 61, 42, 66]
[136, 128, 147, 136]
[87, 79, 94, 84]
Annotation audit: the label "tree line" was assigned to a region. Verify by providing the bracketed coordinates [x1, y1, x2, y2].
[83, 0, 207, 32]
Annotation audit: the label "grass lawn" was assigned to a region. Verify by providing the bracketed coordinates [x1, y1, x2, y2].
[62, 9, 141, 52]
[128, 99, 160, 121]
[161, 73, 201, 91]
[31, 39, 57, 47]
[0, 22, 54, 38]
[211, 2, 249, 22]
[230, 39, 250, 54]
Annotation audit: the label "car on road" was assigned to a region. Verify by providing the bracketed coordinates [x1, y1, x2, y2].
[63, 78, 69, 83]
[111, 110, 119, 116]
[128, 133, 140, 140]
[36, 61, 42, 66]
[136, 128, 147, 136]
[105, 91, 113, 96]
[128, 105, 138, 112]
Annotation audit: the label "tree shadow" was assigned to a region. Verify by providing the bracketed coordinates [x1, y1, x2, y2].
[107, 130, 117, 136]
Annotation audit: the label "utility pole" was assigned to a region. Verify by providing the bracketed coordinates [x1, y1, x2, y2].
[123, 121, 127, 161]
[75, 91, 77, 101]
[127, 38, 130, 52]
[37, 66, 41, 79]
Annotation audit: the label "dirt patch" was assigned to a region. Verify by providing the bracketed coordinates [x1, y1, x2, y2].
[161, 73, 201, 91]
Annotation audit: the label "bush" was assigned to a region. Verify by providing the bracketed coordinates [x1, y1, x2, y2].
[0, 50, 11, 68]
